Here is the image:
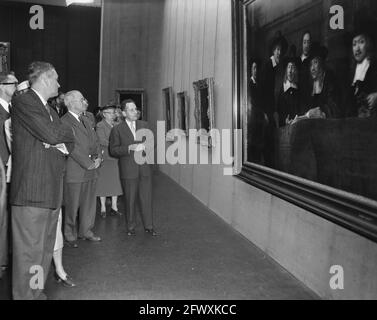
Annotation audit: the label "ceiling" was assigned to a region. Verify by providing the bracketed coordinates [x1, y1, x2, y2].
[4, 0, 102, 7]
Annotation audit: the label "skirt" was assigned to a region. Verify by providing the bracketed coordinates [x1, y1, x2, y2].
[96, 159, 123, 197]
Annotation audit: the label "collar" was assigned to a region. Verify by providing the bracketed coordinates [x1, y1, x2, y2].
[31, 88, 48, 106]
[301, 54, 309, 62]
[283, 81, 298, 92]
[250, 77, 257, 84]
[0, 97, 10, 113]
[69, 110, 81, 122]
[126, 119, 136, 128]
[353, 58, 370, 84]
[270, 56, 278, 68]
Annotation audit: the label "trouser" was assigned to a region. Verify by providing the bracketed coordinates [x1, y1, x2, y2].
[64, 179, 97, 241]
[0, 183, 9, 268]
[121, 175, 153, 231]
[11, 206, 59, 300]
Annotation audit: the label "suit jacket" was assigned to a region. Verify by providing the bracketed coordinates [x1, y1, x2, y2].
[0, 104, 10, 165]
[61, 112, 101, 183]
[109, 120, 152, 179]
[96, 120, 117, 162]
[10, 89, 74, 209]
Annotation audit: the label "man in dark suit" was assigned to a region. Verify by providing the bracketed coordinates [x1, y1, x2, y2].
[62, 90, 102, 247]
[0, 73, 18, 278]
[10, 62, 74, 300]
[109, 99, 157, 236]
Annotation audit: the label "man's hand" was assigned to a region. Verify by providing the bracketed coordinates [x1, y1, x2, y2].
[129, 143, 145, 152]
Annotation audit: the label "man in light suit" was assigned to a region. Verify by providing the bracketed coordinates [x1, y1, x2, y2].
[62, 90, 102, 247]
[0, 73, 18, 278]
[10, 62, 74, 300]
[109, 99, 157, 236]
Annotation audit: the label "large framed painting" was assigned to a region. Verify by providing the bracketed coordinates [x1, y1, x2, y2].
[116, 88, 146, 120]
[0, 42, 10, 75]
[232, 0, 377, 242]
[176, 91, 189, 136]
[162, 87, 175, 140]
[193, 77, 215, 147]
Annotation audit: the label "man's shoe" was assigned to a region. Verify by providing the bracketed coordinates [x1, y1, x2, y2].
[55, 273, 76, 288]
[110, 208, 122, 216]
[65, 240, 78, 248]
[145, 228, 158, 236]
[100, 211, 106, 218]
[127, 229, 136, 236]
[82, 235, 101, 242]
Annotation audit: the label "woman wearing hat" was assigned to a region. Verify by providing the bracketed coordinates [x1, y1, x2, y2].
[302, 43, 340, 119]
[276, 57, 302, 127]
[346, 13, 377, 118]
[96, 105, 123, 218]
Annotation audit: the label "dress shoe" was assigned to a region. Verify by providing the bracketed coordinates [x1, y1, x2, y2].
[55, 273, 76, 288]
[110, 208, 122, 216]
[100, 211, 106, 218]
[145, 228, 158, 236]
[127, 229, 136, 236]
[65, 240, 78, 248]
[82, 235, 101, 242]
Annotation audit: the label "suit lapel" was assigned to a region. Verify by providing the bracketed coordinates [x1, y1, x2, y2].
[29, 89, 52, 121]
[67, 112, 89, 136]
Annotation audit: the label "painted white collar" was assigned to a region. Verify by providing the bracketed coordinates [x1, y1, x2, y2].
[353, 58, 370, 85]
[283, 81, 298, 92]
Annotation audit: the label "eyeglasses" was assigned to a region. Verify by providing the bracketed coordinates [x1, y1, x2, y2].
[1, 82, 18, 86]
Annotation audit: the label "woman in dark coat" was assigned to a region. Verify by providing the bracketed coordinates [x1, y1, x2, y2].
[96, 105, 123, 218]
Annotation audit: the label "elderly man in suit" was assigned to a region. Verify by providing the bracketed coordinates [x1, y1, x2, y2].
[62, 90, 102, 247]
[10, 61, 74, 300]
[109, 99, 157, 236]
[0, 73, 18, 278]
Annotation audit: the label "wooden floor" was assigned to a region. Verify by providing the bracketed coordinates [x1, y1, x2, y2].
[0, 171, 318, 300]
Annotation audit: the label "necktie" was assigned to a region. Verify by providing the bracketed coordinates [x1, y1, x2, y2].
[79, 115, 87, 129]
[45, 103, 53, 121]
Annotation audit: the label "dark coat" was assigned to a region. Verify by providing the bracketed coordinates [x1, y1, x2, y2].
[261, 58, 285, 116]
[276, 86, 302, 127]
[346, 59, 377, 117]
[303, 72, 341, 118]
[10, 89, 74, 209]
[61, 112, 101, 183]
[0, 104, 10, 165]
[109, 120, 152, 179]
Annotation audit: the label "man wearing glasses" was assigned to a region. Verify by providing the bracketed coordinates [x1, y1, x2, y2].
[0, 73, 18, 278]
[61, 90, 102, 247]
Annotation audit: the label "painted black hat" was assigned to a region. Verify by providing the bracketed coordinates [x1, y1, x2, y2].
[269, 31, 288, 56]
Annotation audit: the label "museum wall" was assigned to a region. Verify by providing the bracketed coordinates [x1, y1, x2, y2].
[100, 0, 377, 299]
[0, 1, 101, 110]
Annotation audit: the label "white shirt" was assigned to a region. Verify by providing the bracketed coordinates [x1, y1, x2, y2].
[31, 88, 47, 107]
[270, 56, 278, 68]
[69, 110, 81, 123]
[283, 81, 298, 93]
[0, 97, 10, 113]
[353, 58, 370, 85]
[251, 77, 257, 84]
[301, 54, 309, 62]
[126, 119, 136, 139]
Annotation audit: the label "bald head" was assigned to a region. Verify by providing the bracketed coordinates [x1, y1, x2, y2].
[64, 90, 88, 115]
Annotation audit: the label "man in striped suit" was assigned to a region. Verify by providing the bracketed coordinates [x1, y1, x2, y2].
[10, 62, 74, 300]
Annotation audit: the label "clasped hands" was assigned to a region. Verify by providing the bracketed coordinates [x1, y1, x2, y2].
[88, 157, 101, 170]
